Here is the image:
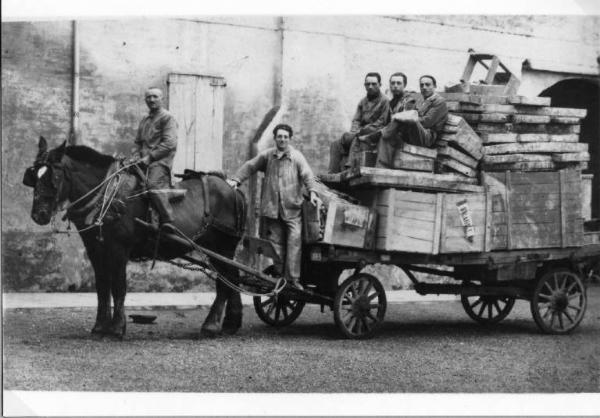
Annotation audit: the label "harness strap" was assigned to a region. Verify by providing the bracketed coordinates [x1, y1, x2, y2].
[66, 162, 120, 218]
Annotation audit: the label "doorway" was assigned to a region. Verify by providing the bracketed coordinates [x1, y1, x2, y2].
[540, 78, 600, 219]
[167, 73, 226, 177]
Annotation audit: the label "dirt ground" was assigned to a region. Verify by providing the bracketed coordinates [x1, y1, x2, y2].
[3, 286, 599, 393]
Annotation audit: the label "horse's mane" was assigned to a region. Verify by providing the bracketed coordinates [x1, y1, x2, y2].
[63, 146, 115, 168]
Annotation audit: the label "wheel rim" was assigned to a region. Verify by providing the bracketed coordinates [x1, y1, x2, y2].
[335, 274, 386, 338]
[461, 294, 515, 324]
[254, 294, 304, 327]
[532, 270, 587, 334]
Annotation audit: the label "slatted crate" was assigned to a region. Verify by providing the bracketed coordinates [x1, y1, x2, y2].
[484, 169, 584, 250]
[373, 189, 487, 254]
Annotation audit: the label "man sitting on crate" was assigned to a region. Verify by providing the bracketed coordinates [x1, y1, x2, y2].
[328, 72, 390, 173]
[227, 124, 322, 290]
[347, 71, 420, 167]
[369, 75, 448, 168]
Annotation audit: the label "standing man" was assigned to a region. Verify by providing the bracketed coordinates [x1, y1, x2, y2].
[328, 72, 390, 173]
[133, 87, 178, 229]
[227, 124, 322, 289]
[350, 72, 420, 164]
[375, 75, 448, 168]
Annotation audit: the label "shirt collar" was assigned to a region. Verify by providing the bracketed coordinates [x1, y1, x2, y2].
[273, 146, 292, 160]
[149, 107, 164, 117]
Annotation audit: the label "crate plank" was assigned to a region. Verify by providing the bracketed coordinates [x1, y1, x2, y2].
[438, 157, 478, 177]
[549, 134, 580, 143]
[552, 152, 590, 162]
[479, 133, 518, 144]
[483, 153, 552, 164]
[481, 161, 557, 171]
[517, 133, 549, 142]
[517, 107, 587, 118]
[437, 145, 480, 168]
[512, 114, 551, 124]
[550, 116, 581, 124]
[483, 142, 588, 155]
[400, 143, 438, 159]
[509, 96, 551, 106]
[459, 104, 517, 114]
[547, 124, 581, 134]
[474, 123, 513, 133]
[441, 117, 483, 159]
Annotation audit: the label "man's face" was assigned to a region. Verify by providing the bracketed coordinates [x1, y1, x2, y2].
[419, 77, 435, 98]
[364, 76, 381, 98]
[274, 128, 291, 151]
[145, 89, 163, 111]
[389, 76, 406, 97]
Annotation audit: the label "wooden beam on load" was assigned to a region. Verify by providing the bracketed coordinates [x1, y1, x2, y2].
[512, 114, 551, 124]
[483, 142, 588, 155]
[481, 161, 558, 171]
[459, 104, 517, 114]
[347, 166, 484, 193]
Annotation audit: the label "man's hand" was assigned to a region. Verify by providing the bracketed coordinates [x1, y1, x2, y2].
[226, 179, 240, 189]
[309, 191, 322, 208]
[392, 109, 419, 123]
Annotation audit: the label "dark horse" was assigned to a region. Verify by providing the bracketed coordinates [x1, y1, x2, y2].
[23, 137, 246, 339]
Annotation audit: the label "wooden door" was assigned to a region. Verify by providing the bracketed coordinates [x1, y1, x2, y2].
[167, 73, 226, 178]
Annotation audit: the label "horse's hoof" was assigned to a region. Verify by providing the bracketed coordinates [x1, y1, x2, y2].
[200, 324, 222, 338]
[91, 322, 111, 335]
[221, 326, 240, 335]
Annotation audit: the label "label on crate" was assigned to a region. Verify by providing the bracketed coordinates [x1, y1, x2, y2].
[343, 206, 367, 228]
[456, 199, 475, 242]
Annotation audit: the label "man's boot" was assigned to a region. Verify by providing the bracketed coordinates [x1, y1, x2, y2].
[150, 191, 176, 233]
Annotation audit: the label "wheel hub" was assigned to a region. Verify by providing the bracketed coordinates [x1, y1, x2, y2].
[550, 291, 569, 312]
[352, 295, 371, 316]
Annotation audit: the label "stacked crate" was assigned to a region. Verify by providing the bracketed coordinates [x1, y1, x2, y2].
[440, 94, 588, 172]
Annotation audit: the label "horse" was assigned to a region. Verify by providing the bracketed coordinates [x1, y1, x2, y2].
[23, 136, 246, 339]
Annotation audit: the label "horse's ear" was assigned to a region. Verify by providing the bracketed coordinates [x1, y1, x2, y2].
[55, 140, 67, 158]
[38, 136, 48, 154]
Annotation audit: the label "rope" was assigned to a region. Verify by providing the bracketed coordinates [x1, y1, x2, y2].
[163, 224, 287, 298]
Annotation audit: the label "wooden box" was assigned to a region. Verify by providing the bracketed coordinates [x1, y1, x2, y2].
[484, 169, 584, 250]
[374, 189, 487, 254]
[302, 200, 377, 249]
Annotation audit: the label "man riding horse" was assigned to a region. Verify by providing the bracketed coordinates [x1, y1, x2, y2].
[132, 87, 178, 231]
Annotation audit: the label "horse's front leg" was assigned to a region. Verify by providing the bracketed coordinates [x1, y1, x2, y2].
[83, 236, 112, 335]
[222, 266, 243, 335]
[108, 248, 129, 339]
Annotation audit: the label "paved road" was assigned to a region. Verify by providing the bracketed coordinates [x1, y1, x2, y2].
[3, 286, 599, 393]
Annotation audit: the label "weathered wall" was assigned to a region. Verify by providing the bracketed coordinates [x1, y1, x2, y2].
[2, 15, 599, 291]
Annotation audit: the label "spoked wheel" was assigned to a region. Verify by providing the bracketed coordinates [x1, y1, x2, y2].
[253, 294, 305, 327]
[461, 294, 515, 325]
[530, 268, 587, 334]
[333, 273, 387, 339]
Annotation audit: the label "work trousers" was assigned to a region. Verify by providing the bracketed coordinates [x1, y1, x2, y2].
[259, 215, 302, 281]
[376, 120, 436, 168]
[328, 127, 380, 173]
[147, 164, 174, 224]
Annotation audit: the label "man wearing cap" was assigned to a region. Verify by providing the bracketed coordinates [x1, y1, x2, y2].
[227, 124, 322, 289]
[374, 74, 448, 168]
[133, 87, 178, 229]
[328, 72, 390, 173]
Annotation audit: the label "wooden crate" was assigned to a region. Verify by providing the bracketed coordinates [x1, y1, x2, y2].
[484, 169, 584, 250]
[374, 189, 487, 254]
[582, 174, 593, 221]
[302, 200, 377, 249]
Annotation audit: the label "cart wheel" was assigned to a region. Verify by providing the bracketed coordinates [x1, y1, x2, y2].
[253, 294, 305, 327]
[530, 268, 587, 334]
[461, 294, 515, 325]
[333, 273, 386, 339]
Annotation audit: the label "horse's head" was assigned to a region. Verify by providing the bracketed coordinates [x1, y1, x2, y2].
[23, 137, 70, 225]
